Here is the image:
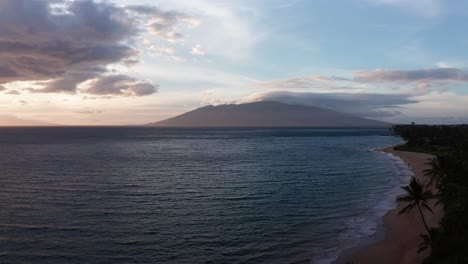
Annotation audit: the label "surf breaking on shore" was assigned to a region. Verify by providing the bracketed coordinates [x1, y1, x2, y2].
[335, 146, 443, 264]
[314, 144, 414, 264]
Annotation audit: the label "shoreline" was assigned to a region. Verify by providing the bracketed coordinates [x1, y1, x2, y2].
[334, 145, 443, 264]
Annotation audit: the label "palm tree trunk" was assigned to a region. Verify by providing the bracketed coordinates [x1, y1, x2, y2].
[417, 203, 431, 234]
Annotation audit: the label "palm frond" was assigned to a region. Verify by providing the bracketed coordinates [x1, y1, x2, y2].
[417, 233, 431, 253]
[421, 201, 435, 214]
[398, 203, 416, 215]
[396, 195, 415, 202]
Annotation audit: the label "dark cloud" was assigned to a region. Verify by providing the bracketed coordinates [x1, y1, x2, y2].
[240, 91, 417, 118]
[354, 68, 468, 83]
[30, 68, 104, 94]
[85, 75, 157, 96]
[0, 85, 5, 91]
[0, 0, 135, 83]
[357, 110, 405, 118]
[0, 0, 193, 96]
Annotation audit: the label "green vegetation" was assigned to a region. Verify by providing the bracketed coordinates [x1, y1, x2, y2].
[393, 124, 468, 264]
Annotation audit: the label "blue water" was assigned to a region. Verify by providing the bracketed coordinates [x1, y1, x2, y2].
[0, 127, 404, 264]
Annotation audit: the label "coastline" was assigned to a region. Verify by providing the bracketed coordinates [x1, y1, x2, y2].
[334, 145, 443, 264]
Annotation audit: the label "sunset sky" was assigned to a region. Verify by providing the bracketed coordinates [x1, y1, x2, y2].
[1, 0, 468, 125]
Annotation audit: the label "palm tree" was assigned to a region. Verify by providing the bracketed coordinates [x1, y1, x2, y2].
[397, 177, 434, 234]
[423, 155, 449, 187]
[417, 228, 437, 253]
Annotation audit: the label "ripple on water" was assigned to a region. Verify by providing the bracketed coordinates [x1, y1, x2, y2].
[0, 127, 402, 264]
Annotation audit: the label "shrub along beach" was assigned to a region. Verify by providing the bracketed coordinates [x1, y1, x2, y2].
[342, 125, 468, 264]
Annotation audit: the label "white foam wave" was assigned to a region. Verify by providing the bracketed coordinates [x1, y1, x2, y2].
[310, 145, 414, 264]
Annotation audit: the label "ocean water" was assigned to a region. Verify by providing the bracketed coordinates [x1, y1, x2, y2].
[0, 127, 407, 264]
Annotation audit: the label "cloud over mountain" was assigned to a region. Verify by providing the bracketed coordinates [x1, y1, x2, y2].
[253, 76, 340, 90]
[354, 68, 468, 83]
[252, 68, 468, 95]
[238, 91, 417, 118]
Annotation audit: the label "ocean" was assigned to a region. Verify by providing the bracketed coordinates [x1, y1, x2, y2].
[0, 127, 408, 264]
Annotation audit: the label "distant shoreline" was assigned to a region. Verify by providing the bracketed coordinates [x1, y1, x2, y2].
[335, 145, 443, 264]
[0, 126, 392, 129]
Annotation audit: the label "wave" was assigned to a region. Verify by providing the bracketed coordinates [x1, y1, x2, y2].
[310, 145, 414, 264]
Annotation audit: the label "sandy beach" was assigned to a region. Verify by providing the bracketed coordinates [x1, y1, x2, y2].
[335, 146, 444, 264]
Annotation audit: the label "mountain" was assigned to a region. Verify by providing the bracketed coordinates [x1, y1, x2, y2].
[148, 101, 391, 127]
[0, 115, 56, 126]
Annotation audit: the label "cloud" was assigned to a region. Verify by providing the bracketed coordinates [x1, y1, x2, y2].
[164, 0, 262, 61]
[200, 89, 230, 105]
[246, 68, 465, 99]
[146, 43, 176, 56]
[354, 68, 468, 83]
[127, 5, 200, 43]
[85, 75, 158, 96]
[253, 76, 343, 89]
[191, 44, 207, 56]
[4, 90, 20, 95]
[82, 96, 114, 100]
[0, 0, 196, 97]
[237, 91, 417, 118]
[30, 67, 105, 94]
[0, 0, 134, 84]
[352, 68, 468, 94]
[75, 109, 104, 114]
[0, 85, 6, 91]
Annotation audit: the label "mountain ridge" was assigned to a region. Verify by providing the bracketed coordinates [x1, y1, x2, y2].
[148, 101, 391, 127]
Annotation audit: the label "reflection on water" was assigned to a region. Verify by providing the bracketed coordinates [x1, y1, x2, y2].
[0, 127, 401, 264]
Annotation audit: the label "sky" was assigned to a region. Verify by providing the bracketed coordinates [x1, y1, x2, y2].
[1, 0, 468, 125]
